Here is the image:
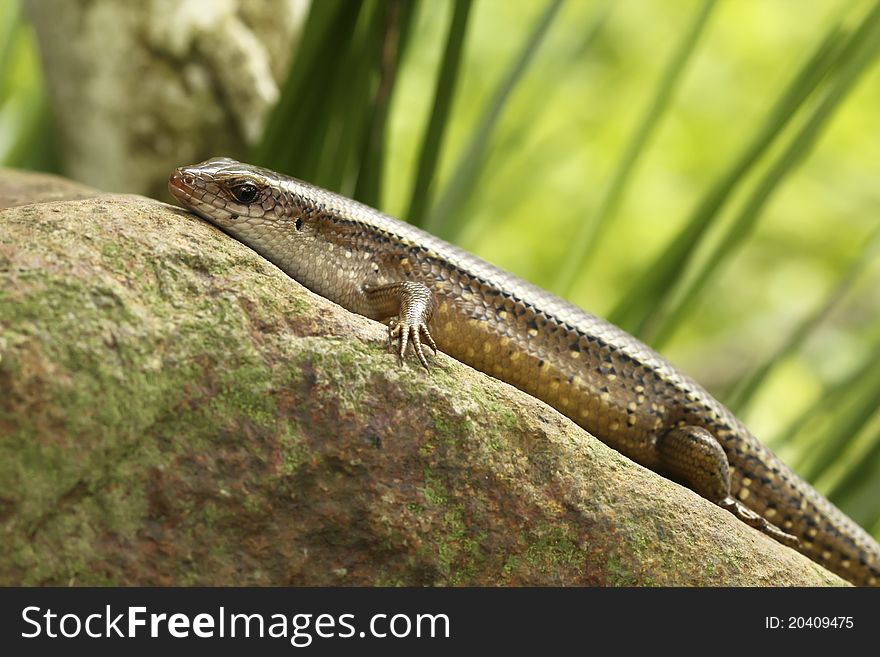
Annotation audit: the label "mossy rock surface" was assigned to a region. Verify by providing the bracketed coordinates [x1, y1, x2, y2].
[0, 168, 844, 586]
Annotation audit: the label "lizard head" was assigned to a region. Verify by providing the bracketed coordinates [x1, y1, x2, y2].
[168, 157, 282, 229]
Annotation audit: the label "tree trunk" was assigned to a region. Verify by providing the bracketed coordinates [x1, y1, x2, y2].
[25, 0, 306, 198]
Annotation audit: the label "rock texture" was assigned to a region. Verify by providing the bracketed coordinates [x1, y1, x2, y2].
[0, 169, 844, 586]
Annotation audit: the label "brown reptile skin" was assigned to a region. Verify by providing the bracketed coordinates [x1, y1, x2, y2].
[169, 157, 880, 586]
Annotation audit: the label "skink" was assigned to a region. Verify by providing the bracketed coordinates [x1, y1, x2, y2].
[168, 157, 880, 586]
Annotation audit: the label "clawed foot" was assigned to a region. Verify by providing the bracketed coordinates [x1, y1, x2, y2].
[387, 317, 438, 369]
[720, 497, 799, 548]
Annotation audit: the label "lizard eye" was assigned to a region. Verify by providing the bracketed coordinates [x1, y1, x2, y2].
[231, 184, 258, 204]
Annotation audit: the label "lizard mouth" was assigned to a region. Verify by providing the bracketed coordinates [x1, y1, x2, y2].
[167, 167, 196, 204]
[168, 167, 239, 226]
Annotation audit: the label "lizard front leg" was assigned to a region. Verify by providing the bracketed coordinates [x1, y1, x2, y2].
[657, 425, 798, 548]
[362, 282, 438, 368]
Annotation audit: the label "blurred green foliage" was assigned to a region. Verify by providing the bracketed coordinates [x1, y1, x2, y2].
[0, 0, 55, 170]
[3, 0, 880, 537]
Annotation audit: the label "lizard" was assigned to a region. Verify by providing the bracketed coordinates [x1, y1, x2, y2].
[168, 157, 880, 586]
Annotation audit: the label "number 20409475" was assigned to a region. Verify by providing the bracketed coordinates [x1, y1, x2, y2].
[765, 617, 854, 630]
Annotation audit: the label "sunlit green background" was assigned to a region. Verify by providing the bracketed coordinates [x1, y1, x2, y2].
[3, 0, 879, 538]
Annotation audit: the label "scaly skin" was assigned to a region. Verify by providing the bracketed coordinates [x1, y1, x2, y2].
[169, 157, 880, 586]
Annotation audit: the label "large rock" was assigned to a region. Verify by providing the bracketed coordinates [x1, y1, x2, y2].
[0, 169, 844, 586]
